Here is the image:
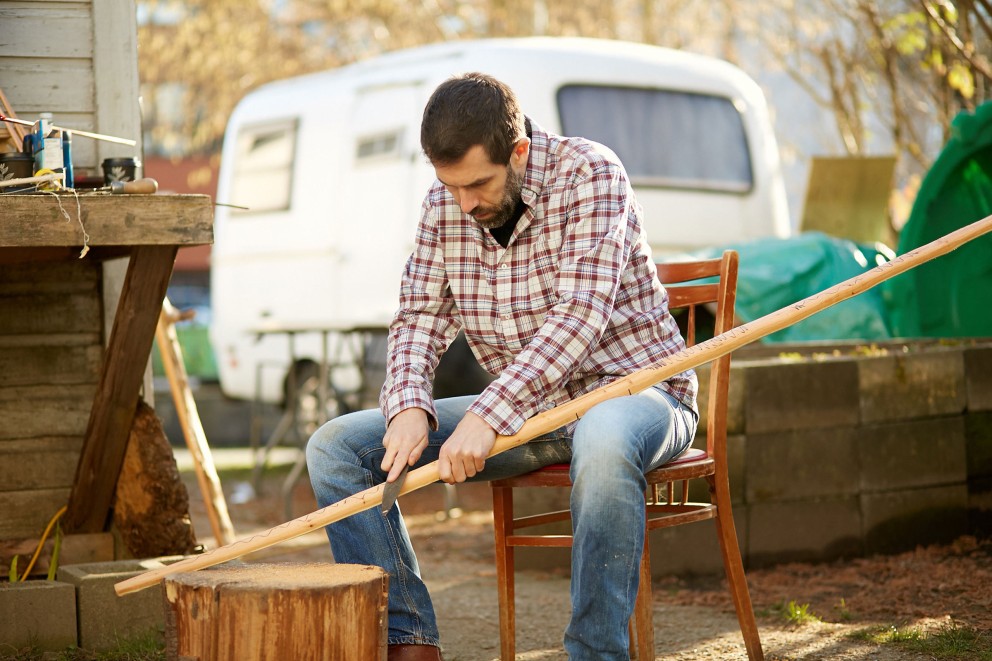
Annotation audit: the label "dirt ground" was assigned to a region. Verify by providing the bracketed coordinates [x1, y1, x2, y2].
[180, 461, 992, 660]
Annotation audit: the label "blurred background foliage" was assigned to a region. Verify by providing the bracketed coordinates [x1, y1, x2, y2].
[137, 0, 990, 187]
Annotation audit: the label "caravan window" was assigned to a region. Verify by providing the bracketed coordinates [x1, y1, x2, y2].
[557, 86, 753, 193]
[356, 129, 404, 162]
[229, 118, 298, 213]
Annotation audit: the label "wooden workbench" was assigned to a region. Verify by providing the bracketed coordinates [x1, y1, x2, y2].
[0, 194, 213, 544]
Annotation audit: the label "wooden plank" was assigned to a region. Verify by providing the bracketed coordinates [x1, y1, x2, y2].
[0, 258, 100, 295]
[0, 292, 102, 335]
[92, 0, 141, 164]
[0, 382, 96, 402]
[0, 385, 94, 439]
[0, 487, 72, 539]
[800, 156, 897, 246]
[65, 245, 178, 533]
[0, 344, 102, 387]
[0, 532, 115, 577]
[0, 333, 101, 348]
[0, 436, 82, 492]
[0, 8, 92, 59]
[0, 57, 94, 112]
[0, 195, 214, 247]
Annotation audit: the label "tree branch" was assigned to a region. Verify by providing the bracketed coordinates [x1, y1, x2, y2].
[920, 0, 992, 81]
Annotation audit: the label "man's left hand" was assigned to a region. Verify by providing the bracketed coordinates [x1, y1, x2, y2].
[438, 411, 496, 484]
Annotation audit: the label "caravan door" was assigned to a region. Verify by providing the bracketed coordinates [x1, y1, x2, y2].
[330, 82, 426, 328]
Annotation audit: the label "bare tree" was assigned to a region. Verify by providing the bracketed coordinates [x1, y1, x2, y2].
[750, 0, 990, 174]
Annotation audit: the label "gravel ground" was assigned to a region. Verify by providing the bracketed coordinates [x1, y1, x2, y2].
[181, 462, 990, 660]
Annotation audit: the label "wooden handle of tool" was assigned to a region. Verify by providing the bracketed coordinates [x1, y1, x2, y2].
[114, 213, 992, 596]
[111, 178, 158, 195]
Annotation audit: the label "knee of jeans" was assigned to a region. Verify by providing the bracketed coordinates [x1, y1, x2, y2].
[571, 425, 638, 480]
[305, 417, 351, 471]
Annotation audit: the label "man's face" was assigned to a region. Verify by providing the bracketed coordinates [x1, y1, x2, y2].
[434, 142, 528, 230]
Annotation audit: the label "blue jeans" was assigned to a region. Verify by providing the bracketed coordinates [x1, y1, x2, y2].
[306, 386, 697, 659]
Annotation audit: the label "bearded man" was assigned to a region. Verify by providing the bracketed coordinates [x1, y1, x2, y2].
[307, 72, 697, 661]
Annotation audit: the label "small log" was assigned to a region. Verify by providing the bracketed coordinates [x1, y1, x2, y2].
[113, 400, 197, 557]
[163, 563, 388, 661]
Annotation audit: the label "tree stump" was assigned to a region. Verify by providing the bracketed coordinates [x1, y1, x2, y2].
[163, 563, 388, 661]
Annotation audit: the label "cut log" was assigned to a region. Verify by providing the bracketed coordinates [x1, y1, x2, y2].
[113, 400, 197, 557]
[163, 563, 388, 661]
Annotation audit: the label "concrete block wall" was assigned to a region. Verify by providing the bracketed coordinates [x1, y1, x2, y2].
[739, 345, 975, 568]
[512, 341, 992, 577]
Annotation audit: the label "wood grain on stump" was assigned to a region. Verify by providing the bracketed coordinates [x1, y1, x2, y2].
[163, 562, 388, 661]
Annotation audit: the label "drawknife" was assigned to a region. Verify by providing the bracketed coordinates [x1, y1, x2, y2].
[381, 464, 409, 513]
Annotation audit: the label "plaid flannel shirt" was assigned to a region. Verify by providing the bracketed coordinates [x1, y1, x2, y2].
[380, 121, 696, 435]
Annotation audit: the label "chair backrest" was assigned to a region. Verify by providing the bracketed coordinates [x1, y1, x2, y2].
[655, 250, 739, 460]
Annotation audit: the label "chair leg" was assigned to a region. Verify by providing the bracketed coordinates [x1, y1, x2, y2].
[631, 536, 655, 660]
[710, 477, 763, 661]
[492, 486, 516, 661]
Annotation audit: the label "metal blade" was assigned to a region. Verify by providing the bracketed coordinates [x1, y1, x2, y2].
[381, 464, 409, 513]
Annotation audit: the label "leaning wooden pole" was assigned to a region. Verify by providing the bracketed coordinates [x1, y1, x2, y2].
[157, 298, 236, 546]
[116, 213, 992, 596]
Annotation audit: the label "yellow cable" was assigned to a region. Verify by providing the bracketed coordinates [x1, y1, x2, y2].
[20, 505, 68, 581]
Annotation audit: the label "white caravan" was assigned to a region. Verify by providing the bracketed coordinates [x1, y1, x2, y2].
[210, 37, 790, 405]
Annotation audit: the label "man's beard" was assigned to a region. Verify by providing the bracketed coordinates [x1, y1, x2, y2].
[471, 165, 524, 230]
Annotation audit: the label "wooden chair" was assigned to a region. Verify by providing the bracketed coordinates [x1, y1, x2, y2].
[490, 250, 763, 660]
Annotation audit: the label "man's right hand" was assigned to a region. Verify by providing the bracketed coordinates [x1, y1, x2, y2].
[381, 408, 430, 483]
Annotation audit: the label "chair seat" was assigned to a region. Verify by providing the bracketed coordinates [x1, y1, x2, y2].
[491, 448, 710, 488]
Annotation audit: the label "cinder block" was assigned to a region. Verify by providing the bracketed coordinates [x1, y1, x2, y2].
[745, 426, 860, 502]
[964, 346, 992, 411]
[859, 417, 967, 492]
[748, 496, 862, 567]
[694, 363, 746, 436]
[58, 556, 186, 651]
[859, 351, 966, 424]
[744, 360, 859, 434]
[511, 486, 570, 521]
[728, 365, 747, 436]
[0, 580, 76, 651]
[968, 483, 992, 536]
[861, 485, 968, 554]
[685, 433, 745, 504]
[966, 411, 992, 480]
[695, 362, 711, 431]
[647, 506, 747, 576]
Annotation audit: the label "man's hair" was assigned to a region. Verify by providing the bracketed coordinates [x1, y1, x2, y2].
[420, 73, 525, 166]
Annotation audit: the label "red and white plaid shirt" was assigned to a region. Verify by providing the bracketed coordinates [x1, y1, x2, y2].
[380, 122, 696, 435]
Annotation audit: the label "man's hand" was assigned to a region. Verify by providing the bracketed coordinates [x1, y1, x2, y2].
[438, 411, 496, 484]
[381, 408, 430, 483]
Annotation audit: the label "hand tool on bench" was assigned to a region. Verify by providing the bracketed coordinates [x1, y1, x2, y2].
[114, 212, 992, 596]
[97, 177, 158, 195]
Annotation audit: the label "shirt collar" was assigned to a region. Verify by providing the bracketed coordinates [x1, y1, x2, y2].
[520, 117, 549, 210]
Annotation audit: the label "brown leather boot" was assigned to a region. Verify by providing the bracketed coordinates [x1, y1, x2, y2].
[386, 644, 443, 660]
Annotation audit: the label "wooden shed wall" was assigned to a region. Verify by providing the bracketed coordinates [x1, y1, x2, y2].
[0, 260, 104, 538]
[0, 0, 143, 174]
[0, 0, 142, 542]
